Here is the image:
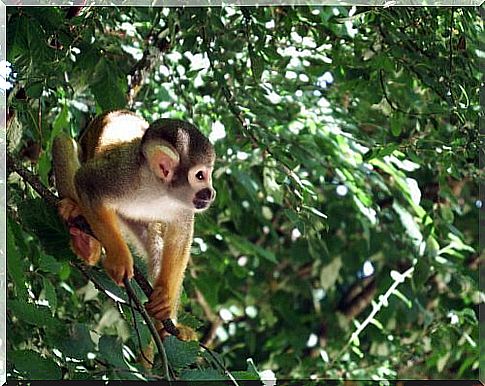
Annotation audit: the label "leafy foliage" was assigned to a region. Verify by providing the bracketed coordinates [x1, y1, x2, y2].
[6, 5, 482, 381]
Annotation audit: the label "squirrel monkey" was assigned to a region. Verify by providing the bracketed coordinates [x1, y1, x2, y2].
[52, 110, 216, 336]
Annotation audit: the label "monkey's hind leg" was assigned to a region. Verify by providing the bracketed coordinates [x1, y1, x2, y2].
[145, 218, 198, 341]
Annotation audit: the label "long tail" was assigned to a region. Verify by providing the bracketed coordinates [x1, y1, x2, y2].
[52, 133, 81, 200]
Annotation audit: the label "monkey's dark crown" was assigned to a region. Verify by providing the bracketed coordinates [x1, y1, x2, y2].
[141, 119, 215, 165]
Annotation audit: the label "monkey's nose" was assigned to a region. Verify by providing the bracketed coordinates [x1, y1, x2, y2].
[195, 188, 214, 201]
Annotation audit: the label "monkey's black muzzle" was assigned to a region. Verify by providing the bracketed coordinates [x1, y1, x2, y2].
[193, 188, 215, 209]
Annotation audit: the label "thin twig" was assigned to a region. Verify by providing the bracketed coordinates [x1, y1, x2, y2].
[128, 293, 154, 367]
[6, 152, 58, 208]
[124, 277, 171, 380]
[330, 267, 415, 368]
[199, 342, 240, 386]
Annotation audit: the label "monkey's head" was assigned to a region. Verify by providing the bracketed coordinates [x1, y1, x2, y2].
[141, 119, 216, 212]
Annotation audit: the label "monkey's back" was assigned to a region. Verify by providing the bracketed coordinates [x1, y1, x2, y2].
[79, 110, 149, 162]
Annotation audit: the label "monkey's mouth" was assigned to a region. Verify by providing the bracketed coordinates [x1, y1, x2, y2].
[193, 199, 211, 210]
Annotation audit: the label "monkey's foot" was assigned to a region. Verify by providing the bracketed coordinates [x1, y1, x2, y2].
[155, 321, 198, 342]
[145, 286, 171, 321]
[173, 324, 198, 341]
[59, 198, 102, 265]
[58, 197, 82, 220]
[103, 250, 134, 285]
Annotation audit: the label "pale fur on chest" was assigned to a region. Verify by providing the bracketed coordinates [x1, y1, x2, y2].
[112, 189, 187, 222]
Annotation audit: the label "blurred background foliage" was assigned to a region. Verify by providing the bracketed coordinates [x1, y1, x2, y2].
[5, 5, 483, 381]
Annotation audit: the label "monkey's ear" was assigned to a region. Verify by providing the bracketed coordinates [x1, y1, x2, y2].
[146, 144, 180, 182]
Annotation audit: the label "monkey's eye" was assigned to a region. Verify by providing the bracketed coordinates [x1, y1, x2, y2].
[195, 171, 205, 181]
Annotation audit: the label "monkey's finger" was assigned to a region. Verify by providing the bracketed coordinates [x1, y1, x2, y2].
[146, 304, 171, 321]
[105, 264, 134, 286]
[145, 300, 169, 313]
[106, 269, 124, 286]
[145, 293, 171, 320]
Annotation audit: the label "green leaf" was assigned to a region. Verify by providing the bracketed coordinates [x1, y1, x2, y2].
[194, 272, 220, 307]
[390, 112, 404, 136]
[10, 350, 62, 380]
[231, 370, 261, 380]
[39, 253, 62, 274]
[7, 218, 28, 300]
[320, 257, 342, 290]
[25, 81, 44, 98]
[232, 170, 259, 200]
[413, 254, 431, 290]
[163, 336, 199, 370]
[9, 300, 61, 330]
[18, 198, 72, 259]
[251, 53, 264, 80]
[179, 368, 227, 381]
[177, 312, 204, 331]
[302, 205, 327, 219]
[37, 151, 51, 186]
[42, 277, 57, 313]
[369, 318, 384, 330]
[364, 143, 400, 161]
[52, 105, 70, 140]
[263, 166, 284, 204]
[58, 262, 71, 280]
[88, 268, 128, 302]
[56, 323, 96, 360]
[440, 206, 454, 223]
[392, 289, 412, 308]
[186, 68, 204, 79]
[229, 234, 277, 263]
[98, 335, 129, 369]
[436, 351, 450, 372]
[90, 58, 127, 110]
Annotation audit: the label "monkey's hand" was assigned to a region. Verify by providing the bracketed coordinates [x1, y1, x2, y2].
[58, 197, 82, 219]
[58, 198, 102, 265]
[103, 245, 134, 285]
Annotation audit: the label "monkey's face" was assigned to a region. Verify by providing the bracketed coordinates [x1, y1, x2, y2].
[141, 120, 216, 214]
[187, 164, 216, 212]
